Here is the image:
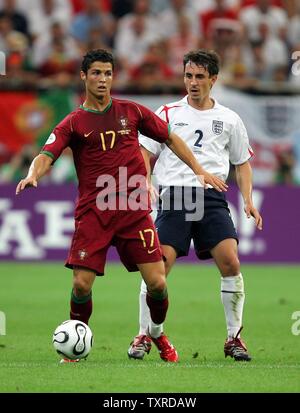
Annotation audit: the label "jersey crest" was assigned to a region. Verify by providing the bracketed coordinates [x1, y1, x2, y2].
[212, 120, 223, 135]
[118, 116, 131, 135]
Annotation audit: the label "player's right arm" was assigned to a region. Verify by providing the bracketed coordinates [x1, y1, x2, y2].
[138, 103, 227, 192]
[140, 146, 159, 201]
[16, 113, 73, 195]
[166, 131, 228, 192]
[16, 154, 52, 194]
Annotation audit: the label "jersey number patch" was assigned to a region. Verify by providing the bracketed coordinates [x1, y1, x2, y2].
[194, 130, 203, 148]
[100, 130, 116, 151]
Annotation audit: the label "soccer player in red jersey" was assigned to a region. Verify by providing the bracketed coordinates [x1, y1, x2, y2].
[16, 49, 227, 363]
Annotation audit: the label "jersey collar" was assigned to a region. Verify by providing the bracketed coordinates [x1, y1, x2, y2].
[183, 95, 219, 110]
[80, 98, 112, 114]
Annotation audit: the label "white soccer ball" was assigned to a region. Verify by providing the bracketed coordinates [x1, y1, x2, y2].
[52, 320, 93, 360]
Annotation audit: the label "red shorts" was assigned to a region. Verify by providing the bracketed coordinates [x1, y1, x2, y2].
[65, 208, 163, 275]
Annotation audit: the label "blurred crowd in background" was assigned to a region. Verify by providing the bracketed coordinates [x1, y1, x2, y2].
[0, 0, 300, 186]
[1, 0, 300, 90]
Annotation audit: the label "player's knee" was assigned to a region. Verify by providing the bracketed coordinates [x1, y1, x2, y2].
[221, 255, 240, 276]
[147, 275, 167, 295]
[73, 278, 92, 296]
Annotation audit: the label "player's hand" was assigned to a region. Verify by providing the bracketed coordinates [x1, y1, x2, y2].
[201, 172, 228, 192]
[244, 203, 263, 230]
[16, 177, 38, 195]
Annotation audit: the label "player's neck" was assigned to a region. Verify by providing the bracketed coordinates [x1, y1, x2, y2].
[83, 95, 112, 112]
[188, 96, 214, 111]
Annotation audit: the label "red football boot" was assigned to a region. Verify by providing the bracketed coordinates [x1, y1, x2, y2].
[151, 333, 179, 362]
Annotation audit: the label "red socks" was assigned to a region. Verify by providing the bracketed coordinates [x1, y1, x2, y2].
[146, 293, 169, 324]
[70, 290, 92, 325]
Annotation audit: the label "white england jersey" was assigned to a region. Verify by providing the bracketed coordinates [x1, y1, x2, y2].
[139, 96, 253, 187]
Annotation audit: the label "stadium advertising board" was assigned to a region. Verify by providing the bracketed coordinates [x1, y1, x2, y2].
[0, 184, 299, 263]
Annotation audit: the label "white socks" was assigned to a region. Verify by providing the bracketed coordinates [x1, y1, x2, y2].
[221, 273, 245, 339]
[139, 274, 245, 340]
[139, 279, 163, 338]
[139, 280, 150, 335]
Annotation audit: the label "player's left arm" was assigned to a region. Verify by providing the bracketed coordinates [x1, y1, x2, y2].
[235, 161, 263, 230]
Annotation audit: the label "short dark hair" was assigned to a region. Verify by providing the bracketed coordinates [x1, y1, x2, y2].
[183, 50, 220, 76]
[81, 49, 115, 73]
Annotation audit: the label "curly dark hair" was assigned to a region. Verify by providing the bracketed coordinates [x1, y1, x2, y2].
[183, 50, 220, 77]
[81, 49, 115, 73]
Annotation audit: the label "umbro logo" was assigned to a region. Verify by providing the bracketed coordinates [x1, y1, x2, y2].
[175, 122, 188, 126]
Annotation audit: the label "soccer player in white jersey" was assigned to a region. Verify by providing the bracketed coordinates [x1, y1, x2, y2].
[128, 49, 263, 362]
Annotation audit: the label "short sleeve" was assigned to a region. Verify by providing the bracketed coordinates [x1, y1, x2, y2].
[139, 105, 165, 156]
[229, 115, 254, 165]
[40, 114, 73, 163]
[137, 104, 170, 144]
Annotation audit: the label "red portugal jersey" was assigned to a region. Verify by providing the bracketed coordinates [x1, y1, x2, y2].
[41, 98, 170, 218]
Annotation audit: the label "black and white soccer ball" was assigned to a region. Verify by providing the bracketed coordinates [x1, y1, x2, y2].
[52, 320, 93, 360]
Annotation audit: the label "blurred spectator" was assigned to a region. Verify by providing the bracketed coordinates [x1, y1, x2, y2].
[32, 21, 80, 88]
[242, 22, 288, 82]
[115, 13, 160, 76]
[239, 0, 288, 42]
[150, 0, 170, 14]
[239, 0, 286, 10]
[167, 14, 201, 77]
[25, 0, 72, 40]
[85, 25, 112, 50]
[117, 0, 157, 33]
[0, 14, 36, 86]
[158, 0, 200, 39]
[0, 0, 29, 39]
[0, 13, 14, 52]
[71, 0, 112, 14]
[70, 0, 115, 51]
[127, 40, 175, 93]
[200, 0, 239, 41]
[191, 0, 240, 14]
[208, 18, 244, 81]
[222, 61, 259, 89]
[287, 2, 300, 47]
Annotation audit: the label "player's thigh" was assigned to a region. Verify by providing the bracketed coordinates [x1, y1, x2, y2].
[210, 238, 240, 276]
[193, 194, 238, 260]
[115, 213, 163, 272]
[66, 208, 113, 276]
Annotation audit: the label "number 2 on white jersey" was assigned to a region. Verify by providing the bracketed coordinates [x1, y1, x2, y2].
[194, 130, 203, 148]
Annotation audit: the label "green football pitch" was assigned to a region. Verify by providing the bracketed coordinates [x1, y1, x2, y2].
[0, 263, 299, 393]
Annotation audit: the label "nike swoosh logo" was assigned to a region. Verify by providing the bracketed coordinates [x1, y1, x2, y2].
[84, 130, 94, 138]
[147, 248, 158, 254]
